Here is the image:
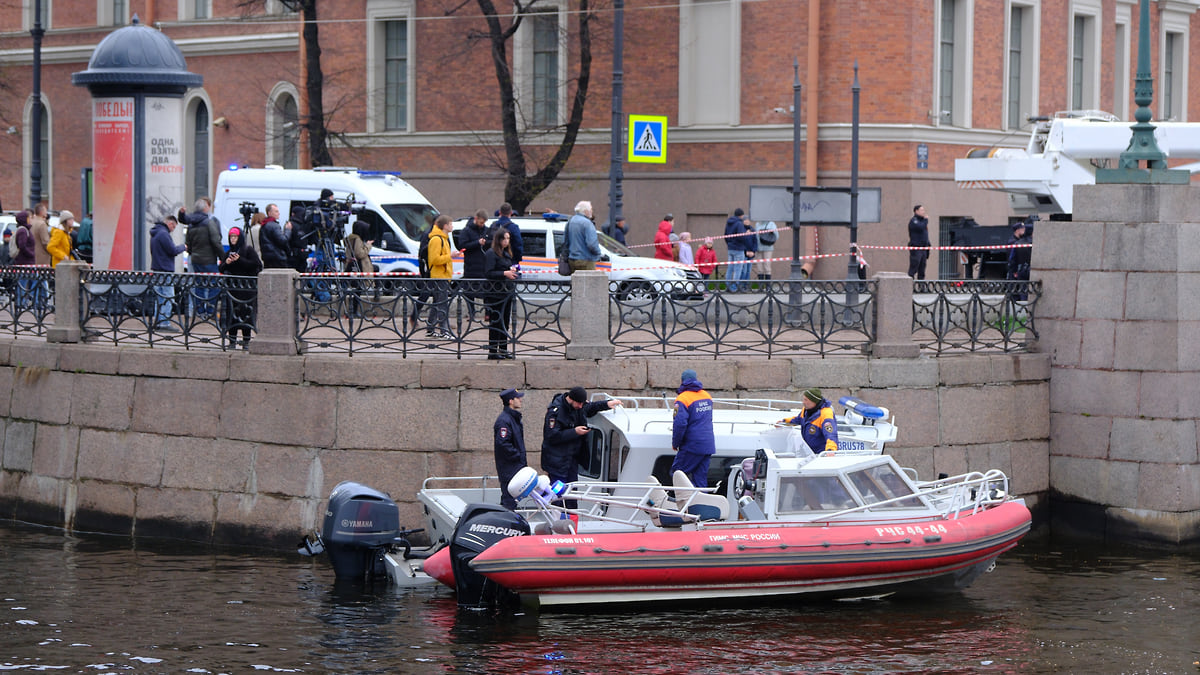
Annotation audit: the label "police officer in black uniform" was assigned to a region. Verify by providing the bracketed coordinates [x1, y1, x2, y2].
[494, 388, 527, 510]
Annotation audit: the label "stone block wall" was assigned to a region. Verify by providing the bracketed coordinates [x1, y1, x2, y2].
[0, 340, 1050, 550]
[1038, 184, 1200, 545]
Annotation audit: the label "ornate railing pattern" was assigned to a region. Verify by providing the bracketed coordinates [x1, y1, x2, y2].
[80, 270, 258, 350]
[911, 280, 1041, 354]
[0, 266, 1042, 357]
[294, 276, 571, 357]
[0, 267, 56, 337]
[609, 280, 877, 358]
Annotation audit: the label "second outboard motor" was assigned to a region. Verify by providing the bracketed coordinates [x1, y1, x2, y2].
[449, 503, 529, 609]
[321, 481, 401, 581]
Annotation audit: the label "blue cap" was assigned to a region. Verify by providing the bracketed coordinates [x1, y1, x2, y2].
[681, 369, 697, 382]
[500, 388, 524, 404]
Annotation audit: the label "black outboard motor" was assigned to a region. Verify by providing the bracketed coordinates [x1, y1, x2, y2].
[449, 503, 530, 609]
[320, 481, 401, 581]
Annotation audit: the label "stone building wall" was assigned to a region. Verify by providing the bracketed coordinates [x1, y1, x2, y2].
[0, 340, 1050, 551]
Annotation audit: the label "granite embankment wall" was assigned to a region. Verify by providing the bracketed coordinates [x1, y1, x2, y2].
[0, 340, 1050, 550]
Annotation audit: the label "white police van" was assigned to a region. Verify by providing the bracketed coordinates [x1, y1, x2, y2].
[211, 166, 439, 274]
[451, 213, 701, 298]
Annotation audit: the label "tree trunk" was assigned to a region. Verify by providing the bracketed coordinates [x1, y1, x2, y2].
[301, 2, 333, 167]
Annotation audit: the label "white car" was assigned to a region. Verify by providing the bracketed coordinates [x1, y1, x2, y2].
[451, 213, 701, 298]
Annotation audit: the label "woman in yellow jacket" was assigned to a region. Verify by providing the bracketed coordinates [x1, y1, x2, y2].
[47, 210, 76, 267]
[425, 214, 455, 338]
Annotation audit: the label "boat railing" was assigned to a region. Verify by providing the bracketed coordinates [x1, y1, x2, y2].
[599, 395, 804, 413]
[521, 480, 722, 533]
[709, 468, 1015, 528]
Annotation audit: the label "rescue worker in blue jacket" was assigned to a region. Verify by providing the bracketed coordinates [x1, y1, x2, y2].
[780, 388, 839, 454]
[671, 369, 716, 487]
[494, 388, 527, 510]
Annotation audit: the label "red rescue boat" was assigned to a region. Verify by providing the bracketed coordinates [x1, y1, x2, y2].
[423, 450, 1032, 608]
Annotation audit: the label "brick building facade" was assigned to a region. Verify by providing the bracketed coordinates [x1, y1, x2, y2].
[0, 0, 1196, 278]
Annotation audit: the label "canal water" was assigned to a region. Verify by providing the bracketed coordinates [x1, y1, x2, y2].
[1, 522, 1197, 674]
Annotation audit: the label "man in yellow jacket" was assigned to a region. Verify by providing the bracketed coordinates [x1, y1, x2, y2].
[426, 214, 455, 338]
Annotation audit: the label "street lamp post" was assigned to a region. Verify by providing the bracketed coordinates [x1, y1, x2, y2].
[840, 62, 861, 325]
[29, 0, 44, 209]
[607, 0, 625, 228]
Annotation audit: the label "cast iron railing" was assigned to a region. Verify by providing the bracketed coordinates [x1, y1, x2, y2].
[609, 279, 876, 357]
[80, 270, 258, 350]
[0, 266, 56, 337]
[294, 276, 571, 357]
[912, 280, 1041, 353]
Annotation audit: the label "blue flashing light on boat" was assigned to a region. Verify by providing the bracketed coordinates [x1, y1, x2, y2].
[228, 164, 239, 171]
[358, 170, 403, 178]
[838, 396, 886, 420]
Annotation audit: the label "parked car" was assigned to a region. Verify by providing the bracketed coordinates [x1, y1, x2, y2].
[450, 213, 701, 299]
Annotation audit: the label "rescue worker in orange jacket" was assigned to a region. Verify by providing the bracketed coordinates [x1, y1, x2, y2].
[780, 388, 839, 454]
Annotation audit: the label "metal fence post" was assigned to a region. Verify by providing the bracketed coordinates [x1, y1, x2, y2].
[249, 269, 302, 355]
[565, 271, 615, 360]
[869, 271, 920, 358]
[47, 261, 86, 343]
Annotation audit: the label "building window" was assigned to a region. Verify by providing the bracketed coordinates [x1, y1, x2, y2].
[935, 0, 972, 127]
[1160, 6, 1189, 122]
[531, 12, 560, 128]
[1114, 5, 1130, 120]
[384, 20, 408, 131]
[98, 0, 126, 26]
[24, 0, 52, 29]
[367, 1, 414, 133]
[1164, 33, 1178, 119]
[179, 0, 210, 20]
[1005, 3, 1039, 129]
[1068, 3, 1100, 112]
[679, 0, 741, 126]
[193, 101, 210, 201]
[269, 91, 300, 169]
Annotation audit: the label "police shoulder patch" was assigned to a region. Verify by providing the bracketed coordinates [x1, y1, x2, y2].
[499, 427, 509, 439]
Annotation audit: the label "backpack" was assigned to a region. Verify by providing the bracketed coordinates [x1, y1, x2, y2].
[8, 228, 20, 258]
[417, 230, 431, 278]
[757, 226, 778, 247]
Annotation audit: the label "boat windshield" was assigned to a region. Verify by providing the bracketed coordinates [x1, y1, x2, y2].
[846, 465, 924, 509]
[775, 475, 856, 513]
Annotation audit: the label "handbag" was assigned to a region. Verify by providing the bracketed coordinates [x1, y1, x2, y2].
[558, 223, 573, 276]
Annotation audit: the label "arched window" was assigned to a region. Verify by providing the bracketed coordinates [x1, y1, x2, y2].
[192, 100, 210, 200]
[272, 93, 300, 169]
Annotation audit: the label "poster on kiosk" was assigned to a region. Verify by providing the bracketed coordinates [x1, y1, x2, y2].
[89, 96, 185, 271]
[91, 97, 135, 270]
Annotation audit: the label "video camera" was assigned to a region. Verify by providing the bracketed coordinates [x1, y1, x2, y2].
[304, 191, 364, 243]
[238, 201, 259, 227]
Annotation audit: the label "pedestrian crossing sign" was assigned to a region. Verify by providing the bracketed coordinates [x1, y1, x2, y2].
[628, 114, 667, 164]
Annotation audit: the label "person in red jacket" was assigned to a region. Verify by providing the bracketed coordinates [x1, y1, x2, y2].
[695, 237, 718, 279]
[653, 214, 675, 261]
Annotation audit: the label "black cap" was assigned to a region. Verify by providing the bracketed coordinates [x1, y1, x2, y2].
[500, 388, 524, 404]
[567, 386, 588, 403]
[320, 188, 334, 200]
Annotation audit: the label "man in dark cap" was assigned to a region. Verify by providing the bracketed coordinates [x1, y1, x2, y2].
[494, 388, 527, 509]
[671, 369, 716, 487]
[541, 386, 623, 497]
[779, 388, 839, 454]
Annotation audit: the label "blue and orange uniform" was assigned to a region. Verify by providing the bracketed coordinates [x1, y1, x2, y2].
[671, 374, 716, 487]
[783, 398, 839, 454]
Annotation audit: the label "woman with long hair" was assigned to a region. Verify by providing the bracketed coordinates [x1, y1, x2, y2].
[482, 228, 519, 359]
